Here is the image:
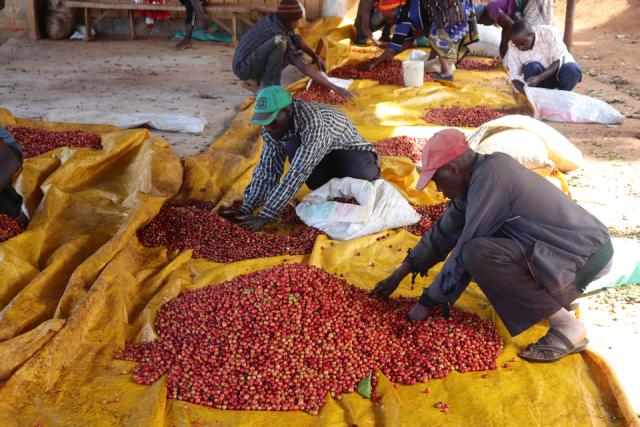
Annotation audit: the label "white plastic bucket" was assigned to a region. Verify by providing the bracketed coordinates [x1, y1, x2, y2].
[402, 60, 424, 87]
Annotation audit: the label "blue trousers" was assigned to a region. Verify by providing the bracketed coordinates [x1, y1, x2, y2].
[523, 61, 582, 91]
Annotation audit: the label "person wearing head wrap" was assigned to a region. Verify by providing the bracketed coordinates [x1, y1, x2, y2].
[370, 129, 612, 364]
[353, 0, 394, 47]
[232, 0, 354, 99]
[366, 0, 427, 70]
[423, 0, 479, 80]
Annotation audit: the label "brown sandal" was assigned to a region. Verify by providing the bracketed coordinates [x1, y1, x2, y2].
[518, 329, 589, 363]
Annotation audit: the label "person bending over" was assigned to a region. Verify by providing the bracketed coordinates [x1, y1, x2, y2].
[220, 86, 379, 231]
[371, 129, 612, 363]
[232, 0, 353, 99]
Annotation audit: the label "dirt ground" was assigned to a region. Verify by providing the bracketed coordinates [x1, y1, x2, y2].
[1, 0, 639, 416]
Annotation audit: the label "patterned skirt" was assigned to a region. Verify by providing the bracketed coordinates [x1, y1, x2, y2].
[428, 0, 480, 62]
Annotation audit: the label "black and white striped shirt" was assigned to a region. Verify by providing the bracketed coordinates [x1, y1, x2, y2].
[241, 100, 375, 220]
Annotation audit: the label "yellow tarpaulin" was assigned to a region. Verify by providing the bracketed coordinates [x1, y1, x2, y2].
[0, 18, 637, 426]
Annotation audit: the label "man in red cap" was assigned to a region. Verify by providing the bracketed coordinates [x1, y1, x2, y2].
[371, 129, 613, 363]
[232, 0, 353, 99]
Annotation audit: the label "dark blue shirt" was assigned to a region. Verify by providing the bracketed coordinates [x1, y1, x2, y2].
[232, 14, 303, 80]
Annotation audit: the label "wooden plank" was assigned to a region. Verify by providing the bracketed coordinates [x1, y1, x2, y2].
[84, 8, 93, 41]
[563, 0, 576, 51]
[129, 10, 137, 40]
[237, 14, 255, 27]
[231, 15, 237, 45]
[26, 0, 41, 40]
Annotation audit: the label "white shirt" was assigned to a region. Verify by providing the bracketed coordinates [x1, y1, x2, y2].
[503, 25, 574, 81]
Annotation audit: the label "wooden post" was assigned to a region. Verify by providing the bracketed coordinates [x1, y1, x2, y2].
[84, 8, 93, 41]
[26, 0, 41, 40]
[231, 15, 237, 46]
[563, 0, 576, 51]
[129, 10, 137, 40]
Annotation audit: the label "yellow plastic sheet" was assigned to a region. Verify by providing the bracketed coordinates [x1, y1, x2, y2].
[0, 20, 637, 426]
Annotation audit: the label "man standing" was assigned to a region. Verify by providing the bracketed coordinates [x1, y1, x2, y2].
[504, 20, 582, 92]
[220, 86, 379, 231]
[371, 129, 612, 363]
[0, 127, 28, 226]
[232, 0, 353, 99]
[176, 0, 212, 50]
[354, 0, 393, 47]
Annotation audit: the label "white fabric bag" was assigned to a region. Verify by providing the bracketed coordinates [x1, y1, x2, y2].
[467, 25, 501, 58]
[295, 178, 420, 241]
[524, 86, 624, 125]
[45, 109, 207, 133]
[467, 114, 583, 172]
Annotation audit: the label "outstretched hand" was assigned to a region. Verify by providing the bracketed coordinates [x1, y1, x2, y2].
[239, 215, 269, 232]
[218, 207, 244, 222]
[333, 86, 355, 100]
[369, 275, 402, 299]
[407, 302, 431, 321]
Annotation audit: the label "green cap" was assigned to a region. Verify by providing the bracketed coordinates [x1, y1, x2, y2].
[251, 85, 293, 126]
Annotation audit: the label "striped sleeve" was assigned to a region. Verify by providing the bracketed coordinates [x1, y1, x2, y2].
[259, 109, 330, 220]
[241, 130, 286, 215]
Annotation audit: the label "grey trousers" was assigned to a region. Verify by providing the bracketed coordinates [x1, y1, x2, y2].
[461, 237, 583, 336]
[246, 35, 289, 88]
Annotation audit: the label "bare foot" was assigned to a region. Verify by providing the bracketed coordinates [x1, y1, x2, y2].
[175, 39, 193, 50]
[241, 79, 260, 94]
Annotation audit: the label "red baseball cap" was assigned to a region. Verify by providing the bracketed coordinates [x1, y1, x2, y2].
[416, 129, 470, 191]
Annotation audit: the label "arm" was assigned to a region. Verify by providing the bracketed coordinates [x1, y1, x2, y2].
[369, 20, 414, 69]
[240, 132, 287, 216]
[368, 38, 414, 69]
[503, 48, 524, 91]
[421, 171, 511, 306]
[258, 115, 331, 220]
[292, 57, 354, 99]
[356, 0, 377, 46]
[526, 59, 559, 86]
[295, 37, 326, 72]
[370, 199, 467, 298]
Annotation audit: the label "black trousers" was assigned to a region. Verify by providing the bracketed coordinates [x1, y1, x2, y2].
[0, 186, 23, 218]
[179, 0, 200, 25]
[461, 237, 582, 337]
[284, 135, 380, 190]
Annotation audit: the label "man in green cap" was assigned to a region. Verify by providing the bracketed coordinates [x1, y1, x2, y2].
[220, 85, 380, 231]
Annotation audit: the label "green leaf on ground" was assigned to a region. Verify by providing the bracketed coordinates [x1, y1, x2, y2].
[357, 375, 372, 398]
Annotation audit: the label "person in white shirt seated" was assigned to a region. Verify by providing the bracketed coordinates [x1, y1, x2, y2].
[503, 19, 582, 93]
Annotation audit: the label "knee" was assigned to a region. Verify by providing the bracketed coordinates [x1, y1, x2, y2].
[461, 238, 489, 275]
[558, 62, 582, 90]
[523, 61, 545, 77]
[560, 62, 582, 79]
[272, 35, 288, 54]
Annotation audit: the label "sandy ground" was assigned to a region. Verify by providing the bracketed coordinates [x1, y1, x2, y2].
[1, 0, 639, 416]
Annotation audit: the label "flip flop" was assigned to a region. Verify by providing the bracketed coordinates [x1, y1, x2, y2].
[433, 72, 454, 81]
[518, 329, 589, 363]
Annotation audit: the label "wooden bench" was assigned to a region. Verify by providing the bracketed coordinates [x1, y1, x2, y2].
[65, 1, 276, 43]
